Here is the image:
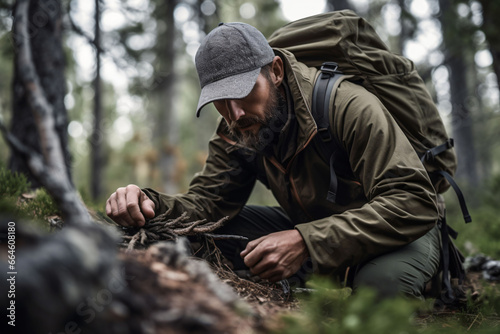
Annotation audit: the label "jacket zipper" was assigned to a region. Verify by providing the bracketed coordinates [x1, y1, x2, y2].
[219, 127, 318, 221]
[267, 129, 318, 221]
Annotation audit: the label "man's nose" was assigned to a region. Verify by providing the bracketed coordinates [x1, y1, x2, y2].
[227, 100, 245, 121]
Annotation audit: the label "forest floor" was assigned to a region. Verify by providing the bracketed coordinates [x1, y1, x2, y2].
[5, 196, 500, 334]
[116, 217, 500, 333]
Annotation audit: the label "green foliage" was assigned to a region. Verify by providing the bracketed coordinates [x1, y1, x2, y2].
[446, 174, 500, 258]
[0, 164, 59, 223]
[19, 188, 60, 221]
[275, 277, 420, 334]
[275, 276, 500, 334]
[482, 173, 500, 207]
[0, 162, 30, 197]
[476, 284, 500, 319]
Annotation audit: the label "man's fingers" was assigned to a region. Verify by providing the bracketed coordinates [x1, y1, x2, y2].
[140, 192, 156, 219]
[241, 239, 265, 268]
[240, 236, 262, 258]
[115, 187, 136, 226]
[106, 185, 141, 227]
[106, 190, 129, 226]
[106, 185, 157, 227]
[105, 196, 115, 218]
[248, 257, 276, 276]
[267, 274, 284, 283]
[125, 190, 146, 226]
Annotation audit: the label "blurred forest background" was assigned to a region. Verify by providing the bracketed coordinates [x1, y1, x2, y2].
[0, 0, 498, 210]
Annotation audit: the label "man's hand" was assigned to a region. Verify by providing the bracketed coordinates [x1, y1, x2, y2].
[240, 229, 309, 282]
[106, 184, 156, 227]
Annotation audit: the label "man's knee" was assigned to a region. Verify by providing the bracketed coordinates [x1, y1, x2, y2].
[352, 226, 441, 299]
[352, 262, 424, 299]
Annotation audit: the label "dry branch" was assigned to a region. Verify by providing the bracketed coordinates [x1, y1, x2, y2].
[122, 212, 246, 250]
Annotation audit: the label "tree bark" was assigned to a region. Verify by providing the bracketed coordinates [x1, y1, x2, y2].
[437, 0, 479, 187]
[90, 0, 103, 200]
[196, 0, 220, 33]
[10, 0, 91, 226]
[9, 0, 71, 189]
[476, 0, 500, 91]
[397, 0, 417, 56]
[152, 0, 178, 194]
[326, 0, 353, 11]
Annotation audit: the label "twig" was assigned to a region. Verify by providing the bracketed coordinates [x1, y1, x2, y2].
[203, 233, 249, 241]
[148, 211, 187, 225]
[126, 229, 142, 252]
[467, 313, 481, 331]
[173, 219, 206, 235]
[123, 213, 236, 250]
[139, 228, 147, 244]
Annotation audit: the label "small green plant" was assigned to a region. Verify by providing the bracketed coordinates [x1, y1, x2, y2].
[273, 276, 500, 334]
[19, 188, 60, 221]
[446, 173, 500, 259]
[0, 163, 30, 197]
[0, 163, 59, 222]
[0, 163, 30, 215]
[274, 277, 423, 334]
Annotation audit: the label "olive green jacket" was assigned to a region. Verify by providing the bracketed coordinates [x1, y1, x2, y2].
[143, 48, 439, 276]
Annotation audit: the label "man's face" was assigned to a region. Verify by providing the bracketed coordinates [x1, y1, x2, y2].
[213, 72, 286, 153]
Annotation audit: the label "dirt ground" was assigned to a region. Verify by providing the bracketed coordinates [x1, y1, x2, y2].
[114, 242, 499, 334]
[4, 214, 498, 334]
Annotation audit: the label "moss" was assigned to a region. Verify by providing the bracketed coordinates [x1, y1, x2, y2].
[0, 164, 59, 224]
[0, 163, 30, 198]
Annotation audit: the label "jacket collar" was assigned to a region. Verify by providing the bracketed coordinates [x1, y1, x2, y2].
[273, 48, 319, 156]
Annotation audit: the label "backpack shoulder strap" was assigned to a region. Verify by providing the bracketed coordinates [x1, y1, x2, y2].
[312, 62, 344, 139]
[311, 62, 345, 203]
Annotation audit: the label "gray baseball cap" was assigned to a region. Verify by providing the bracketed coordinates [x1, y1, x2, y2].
[195, 22, 275, 117]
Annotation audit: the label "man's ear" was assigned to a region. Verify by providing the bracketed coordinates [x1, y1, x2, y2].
[271, 56, 284, 86]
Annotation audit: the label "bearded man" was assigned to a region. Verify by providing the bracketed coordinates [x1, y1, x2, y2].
[106, 22, 441, 299]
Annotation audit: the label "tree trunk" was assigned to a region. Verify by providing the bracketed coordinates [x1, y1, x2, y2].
[196, 0, 220, 33]
[476, 0, 500, 91]
[437, 0, 479, 187]
[448, 55, 478, 185]
[9, 0, 71, 189]
[397, 0, 416, 56]
[152, 0, 178, 194]
[326, 0, 353, 11]
[9, 0, 91, 225]
[90, 0, 103, 200]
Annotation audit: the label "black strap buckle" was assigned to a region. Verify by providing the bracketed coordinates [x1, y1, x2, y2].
[320, 62, 340, 76]
[421, 138, 455, 163]
[447, 138, 454, 149]
[317, 127, 332, 142]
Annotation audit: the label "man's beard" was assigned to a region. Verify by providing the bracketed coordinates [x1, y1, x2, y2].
[228, 84, 287, 155]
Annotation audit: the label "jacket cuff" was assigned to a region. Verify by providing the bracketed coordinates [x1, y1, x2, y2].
[295, 221, 343, 276]
[141, 188, 163, 216]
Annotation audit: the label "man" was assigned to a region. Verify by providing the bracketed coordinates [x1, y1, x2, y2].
[107, 22, 441, 299]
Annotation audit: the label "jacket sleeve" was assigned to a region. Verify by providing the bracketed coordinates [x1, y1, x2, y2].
[142, 125, 257, 222]
[295, 81, 439, 275]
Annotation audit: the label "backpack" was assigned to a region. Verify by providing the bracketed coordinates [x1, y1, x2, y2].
[268, 10, 470, 304]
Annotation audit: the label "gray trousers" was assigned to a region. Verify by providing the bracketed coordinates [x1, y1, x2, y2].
[214, 205, 441, 299]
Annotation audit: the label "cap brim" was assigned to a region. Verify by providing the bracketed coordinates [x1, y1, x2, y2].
[196, 67, 261, 117]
